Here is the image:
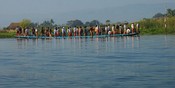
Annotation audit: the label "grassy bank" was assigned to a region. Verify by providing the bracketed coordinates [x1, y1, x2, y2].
[137, 17, 175, 35]
[0, 30, 16, 38]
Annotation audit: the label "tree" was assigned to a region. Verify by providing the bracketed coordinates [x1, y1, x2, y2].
[50, 19, 54, 25]
[20, 19, 31, 29]
[89, 20, 100, 26]
[167, 9, 175, 17]
[85, 21, 90, 26]
[106, 20, 110, 25]
[29, 22, 38, 28]
[153, 13, 164, 18]
[67, 19, 84, 27]
[40, 20, 54, 28]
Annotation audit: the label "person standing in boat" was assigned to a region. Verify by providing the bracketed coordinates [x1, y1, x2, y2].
[62, 27, 66, 37]
[49, 28, 52, 37]
[16, 26, 19, 36]
[73, 26, 76, 36]
[67, 27, 72, 37]
[84, 26, 88, 36]
[25, 27, 30, 36]
[116, 24, 119, 34]
[19, 27, 22, 36]
[98, 25, 102, 35]
[32, 27, 35, 36]
[95, 25, 99, 35]
[123, 24, 127, 34]
[112, 25, 115, 34]
[57, 27, 60, 36]
[78, 27, 81, 36]
[105, 25, 108, 35]
[90, 26, 94, 37]
[136, 23, 140, 34]
[54, 27, 57, 37]
[76, 26, 79, 36]
[131, 23, 135, 33]
[35, 27, 38, 37]
[41, 27, 45, 36]
[78, 26, 82, 36]
[119, 24, 122, 34]
[45, 29, 49, 37]
[107, 25, 110, 33]
[45, 27, 49, 37]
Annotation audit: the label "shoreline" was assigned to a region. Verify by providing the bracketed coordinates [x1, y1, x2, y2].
[0, 32, 174, 39]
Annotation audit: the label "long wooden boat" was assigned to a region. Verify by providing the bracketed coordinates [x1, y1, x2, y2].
[16, 33, 139, 39]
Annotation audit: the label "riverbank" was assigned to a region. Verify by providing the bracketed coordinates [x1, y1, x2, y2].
[0, 30, 16, 38]
[137, 17, 175, 35]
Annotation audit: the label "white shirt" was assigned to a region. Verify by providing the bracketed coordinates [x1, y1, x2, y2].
[107, 26, 110, 31]
[112, 26, 115, 31]
[105, 26, 108, 31]
[67, 28, 71, 33]
[95, 26, 98, 31]
[62, 28, 65, 33]
[73, 27, 76, 32]
[124, 25, 126, 30]
[54, 29, 56, 34]
[131, 24, 134, 29]
[35, 29, 38, 32]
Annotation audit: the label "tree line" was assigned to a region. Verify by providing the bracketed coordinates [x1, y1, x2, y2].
[16, 19, 110, 30]
[153, 8, 175, 18]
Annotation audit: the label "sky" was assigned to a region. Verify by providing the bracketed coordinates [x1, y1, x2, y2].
[0, 0, 175, 28]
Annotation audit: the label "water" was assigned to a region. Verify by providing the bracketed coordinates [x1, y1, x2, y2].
[0, 35, 175, 88]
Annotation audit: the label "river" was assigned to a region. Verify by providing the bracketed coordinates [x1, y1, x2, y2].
[0, 35, 174, 88]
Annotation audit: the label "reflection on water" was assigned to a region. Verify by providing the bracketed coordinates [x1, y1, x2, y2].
[0, 35, 175, 88]
[16, 36, 141, 60]
[16, 36, 141, 51]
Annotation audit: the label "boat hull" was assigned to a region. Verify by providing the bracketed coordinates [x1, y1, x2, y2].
[16, 33, 139, 39]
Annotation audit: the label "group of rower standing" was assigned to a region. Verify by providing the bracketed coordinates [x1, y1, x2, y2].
[16, 23, 140, 37]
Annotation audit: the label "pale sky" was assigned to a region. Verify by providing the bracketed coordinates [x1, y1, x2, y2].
[0, 0, 175, 27]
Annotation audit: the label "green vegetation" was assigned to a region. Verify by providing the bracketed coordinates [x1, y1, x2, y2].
[20, 19, 31, 29]
[0, 30, 16, 38]
[137, 8, 175, 35]
[137, 17, 175, 35]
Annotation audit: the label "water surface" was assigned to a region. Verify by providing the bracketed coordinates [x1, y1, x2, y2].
[0, 35, 175, 88]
